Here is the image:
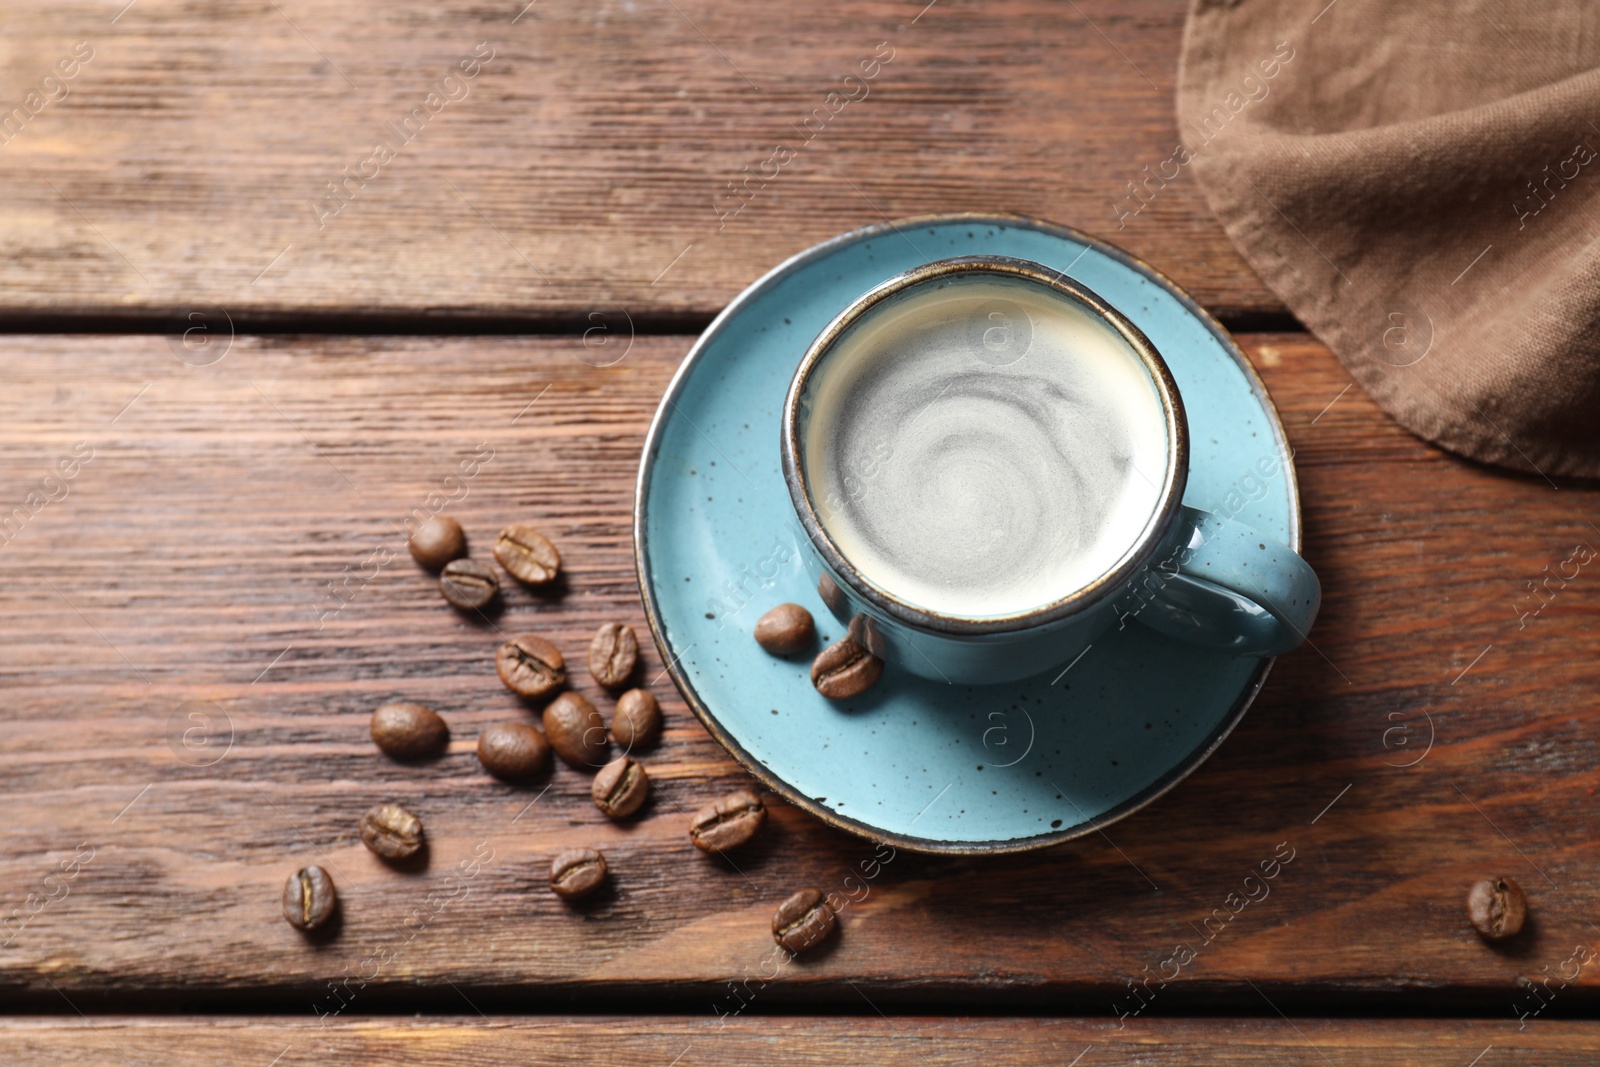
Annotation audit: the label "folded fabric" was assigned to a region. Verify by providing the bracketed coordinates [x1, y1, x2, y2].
[1178, 0, 1600, 478]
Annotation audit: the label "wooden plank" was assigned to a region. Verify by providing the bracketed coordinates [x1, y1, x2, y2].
[1, 1016, 1598, 1065]
[0, 334, 1596, 1014]
[0, 0, 1277, 319]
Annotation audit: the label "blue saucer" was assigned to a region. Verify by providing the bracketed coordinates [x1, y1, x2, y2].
[634, 215, 1300, 854]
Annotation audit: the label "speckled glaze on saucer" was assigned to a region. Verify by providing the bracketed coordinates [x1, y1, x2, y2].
[634, 214, 1300, 855]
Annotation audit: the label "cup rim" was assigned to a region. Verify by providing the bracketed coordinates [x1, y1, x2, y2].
[781, 254, 1190, 636]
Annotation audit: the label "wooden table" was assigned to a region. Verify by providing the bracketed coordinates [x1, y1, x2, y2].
[3, 2, 1597, 1062]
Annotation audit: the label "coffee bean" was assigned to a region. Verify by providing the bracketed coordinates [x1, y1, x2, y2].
[359, 803, 425, 861]
[496, 634, 566, 700]
[440, 558, 499, 610]
[543, 691, 609, 769]
[494, 524, 561, 586]
[755, 603, 815, 656]
[588, 622, 639, 690]
[592, 756, 650, 819]
[688, 789, 766, 852]
[610, 688, 661, 751]
[408, 515, 466, 571]
[772, 887, 836, 953]
[282, 865, 336, 931]
[1467, 876, 1527, 940]
[369, 702, 449, 759]
[476, 722, 550, 780]
[550, 847, 608, 901]
[811, 636, 883, 699]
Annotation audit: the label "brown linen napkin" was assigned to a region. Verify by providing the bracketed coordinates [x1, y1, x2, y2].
[1177, 0, 1600, 478]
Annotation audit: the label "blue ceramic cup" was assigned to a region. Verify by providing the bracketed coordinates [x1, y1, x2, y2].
[781, 256, 1320, 686]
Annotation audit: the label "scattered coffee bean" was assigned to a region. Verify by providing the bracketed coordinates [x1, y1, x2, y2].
[543, 691, 609, 769]
[408, 515, 466, 571]
[610, 688, 661, 751]
[1467, 876, 1527, 940]
[476, 722, 551, 780]
[592, 756, 650, 819]
[440, 558, 499, 610]
[811, 636, 883, 699]
[688, 789, 767, 852]
[772, 888, 836, 953]
[496, 634, 566, 700]
[282, 865, 336, 931]
[370, 701, 449, 759]
[494, 524, 561, 586]
[359, 803, 425, 861]
[754, 603, 815, 656]
[550, 847, 608, 901]
[589, 622, 639, 690]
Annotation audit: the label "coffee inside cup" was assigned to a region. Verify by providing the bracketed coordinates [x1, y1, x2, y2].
[800, 270, 1171, 620]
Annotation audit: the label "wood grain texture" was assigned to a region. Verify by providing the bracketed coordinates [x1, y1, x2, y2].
[2, 1017, 1599, 1065]
[1, 335, 1598, 1018]
[0, 0, 1276, 320]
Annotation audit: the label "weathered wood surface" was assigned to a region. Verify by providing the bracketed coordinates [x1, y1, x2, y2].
[0, 0, 1278, 320]
[1, 335, 1597, 1018]
[1, 1017, 1597, 1065]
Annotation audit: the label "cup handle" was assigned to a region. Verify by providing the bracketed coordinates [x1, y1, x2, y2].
[1123, 506, 1321, 656]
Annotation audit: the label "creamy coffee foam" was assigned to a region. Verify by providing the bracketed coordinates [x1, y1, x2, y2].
[802, 274, 1170, 619]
